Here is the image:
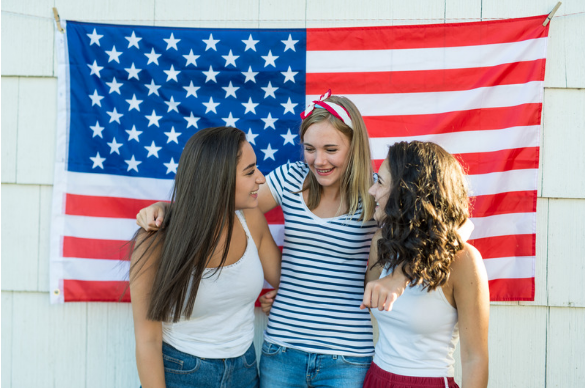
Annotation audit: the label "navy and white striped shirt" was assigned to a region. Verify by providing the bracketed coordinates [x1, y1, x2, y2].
[265, 162, 378, 356]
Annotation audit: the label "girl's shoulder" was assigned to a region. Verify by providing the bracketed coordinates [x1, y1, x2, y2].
[449, 243, 487, 287]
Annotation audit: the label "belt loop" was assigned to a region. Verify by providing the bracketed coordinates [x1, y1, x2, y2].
[444, 377, 449, 388]
[333, 355, 338, 360]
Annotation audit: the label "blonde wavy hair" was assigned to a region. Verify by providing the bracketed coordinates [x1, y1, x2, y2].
[299, 95, 375, 222]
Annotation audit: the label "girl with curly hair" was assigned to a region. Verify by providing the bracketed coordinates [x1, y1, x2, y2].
[363, 141, 489, 388]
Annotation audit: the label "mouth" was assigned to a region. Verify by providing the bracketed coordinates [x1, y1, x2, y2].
[250, 190, 258, 198]
[315, 167, 335, 176]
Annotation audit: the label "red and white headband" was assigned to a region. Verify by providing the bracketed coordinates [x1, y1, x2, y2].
[300, 90, 353, 129]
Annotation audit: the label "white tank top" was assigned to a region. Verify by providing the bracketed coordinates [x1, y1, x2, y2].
[162, 211, 264, 358]
[371, 266, 459, 377]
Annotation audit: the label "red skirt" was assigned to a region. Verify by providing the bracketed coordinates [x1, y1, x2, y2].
[363, 362, 460, 388]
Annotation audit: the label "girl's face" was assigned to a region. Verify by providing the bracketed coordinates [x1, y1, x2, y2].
[234, 141, 266, 210]
[369, 159, 392, 223]
[302, 121, 351, 189]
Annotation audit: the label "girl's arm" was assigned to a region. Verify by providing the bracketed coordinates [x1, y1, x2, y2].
[130, 233, 166, 388]
[451, 243, 490, 388]
[136, 184, 279, 231]
[361, 230, 409, 311]
[244, 207, 281, 288]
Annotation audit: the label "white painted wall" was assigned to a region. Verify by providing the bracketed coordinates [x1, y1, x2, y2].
[2, 1, 584, 387]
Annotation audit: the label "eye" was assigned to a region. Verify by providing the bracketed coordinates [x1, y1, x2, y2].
[326, 148, 338, 153]
[304, 146, 315, 152]
[246, 169, 255, 176]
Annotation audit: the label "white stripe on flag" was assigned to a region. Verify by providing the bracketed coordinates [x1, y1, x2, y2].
[369, 125, 540, 159]
[483, 256, 535, 280]
[469, 212, 535, 240]
[66, 171, 174, 199]
[62, 258, 129, 281]
[307, 38, 547, 73]
[308, 82, 544, 116]
[466, 169, 537, 197]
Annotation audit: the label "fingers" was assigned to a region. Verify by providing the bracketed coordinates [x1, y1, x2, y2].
[361, 283, 373, 310]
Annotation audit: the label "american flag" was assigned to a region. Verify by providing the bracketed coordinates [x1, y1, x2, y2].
[51, 15, 549, 303]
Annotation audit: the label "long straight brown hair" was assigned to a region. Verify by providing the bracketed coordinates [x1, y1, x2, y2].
[130, 126, 247, 322]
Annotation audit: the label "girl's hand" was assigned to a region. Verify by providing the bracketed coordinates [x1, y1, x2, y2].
[136, 202, 168, 231]
[361, 273, 408, 311]
[260, 289, 277, 316]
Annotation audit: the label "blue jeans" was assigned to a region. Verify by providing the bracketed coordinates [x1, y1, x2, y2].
[259, 341, 372, 388]
[160, 342, 259, 388]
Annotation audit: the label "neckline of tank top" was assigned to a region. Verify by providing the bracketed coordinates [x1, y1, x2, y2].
[203, 213, 253, 271]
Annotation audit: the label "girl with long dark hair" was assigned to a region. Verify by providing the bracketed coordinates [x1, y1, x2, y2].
[364, 141, 489, 388]
[136, 91, 409, 387]
[130, 126, 281, 388]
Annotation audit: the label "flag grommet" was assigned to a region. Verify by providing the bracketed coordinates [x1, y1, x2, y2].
[53, 289, 61, 296]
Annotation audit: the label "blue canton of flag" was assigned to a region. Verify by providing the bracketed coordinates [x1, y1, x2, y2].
[66, 21, 306, 178]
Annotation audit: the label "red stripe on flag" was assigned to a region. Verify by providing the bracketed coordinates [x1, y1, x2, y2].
[63, 236, 131, 260]
[307, 15, 548, 51]
[374, 147, 540, 176]
[63, 280, 130, 302]
[488, 277, 534, 301]
[365, 103, 542, 138]
[454, 147, 540, 175]
[470, 191, 537, 218]
[469, 234, 535, 259]
[264, 206, 284, 224]
[307, 60, 545, 95]
[66, 194, 164, 219]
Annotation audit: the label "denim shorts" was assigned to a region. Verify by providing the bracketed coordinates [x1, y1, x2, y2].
[259, 340, 373, 388]
[160, 342, 259, 388]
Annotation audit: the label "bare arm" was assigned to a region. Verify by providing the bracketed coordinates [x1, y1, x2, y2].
[361, 230, 409, 311]
[451, 244, 490, 388]
[244, 208, 281, 288]
[257, 183, 279, 214]
[130, 233, 166, 388]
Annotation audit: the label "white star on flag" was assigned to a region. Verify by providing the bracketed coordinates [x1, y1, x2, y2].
[222, 50, 239, 67]
[261, 112, 278, 129]
[223, 112, 239, 127]
[242, 97, 259, 114]
[125, 31, 142, 48]
[90, 152, 106, 168]
[183, 81, 200, 98]
[145, 110, 162, 127]
[183, 50, 200, 67]
[261, 82, 278, 98]
[203, 34, 220, 51]
[203, 97, 220, 114]
[261, 144, 278, 161]
[164, 158, 179, 174]
[125, 63, 142, 80]
[281, 34, 299, 51]
[90, 121, 105, 138]
[281, 98, 298, 114]
[164, 96, 180, 113]
[261, 51, 279, 67]
[281, 66, 298, 83]
[125, 155, 142, 172]
[145, 80, 161, 96]
[107, 108, 123, 124]
[203, 66, 220, 83]
[184, 112, 200, 128]
[145, 48, 161, 65]
[164, 65, 181, 82]
[164, 127, 182, 144]
[87, 29, 103, 46]
[246, 128, 259, 145]
[105, 46, 122, 63]
[126, 94, 143, 111]
[164, 33, 181, 50]
[281, 129, 298, 145]
[222, 81, 239, 98]
[126, 125, 143, 142]
[242, 66, 259, 83]
[106, 77, 123, 94]
[145, 141, 162, 158]
[242, 34, 259, 51]
[107, 138, 123, 154]
[89, 90, 104, 106]
[87, 61, 104, 78]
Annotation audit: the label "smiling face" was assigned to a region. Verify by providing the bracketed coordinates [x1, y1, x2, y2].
[234, 141, 266, 210]
[369, 159, 392, 223]
[302, 121, 351, 189]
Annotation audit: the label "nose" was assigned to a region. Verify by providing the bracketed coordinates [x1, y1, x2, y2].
[256, 170, 266, 184]
[315, 150, 327, 166]
[368, 184, 376, 197]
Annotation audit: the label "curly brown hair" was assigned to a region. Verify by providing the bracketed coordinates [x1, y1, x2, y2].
[376, 141, 469, 291]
